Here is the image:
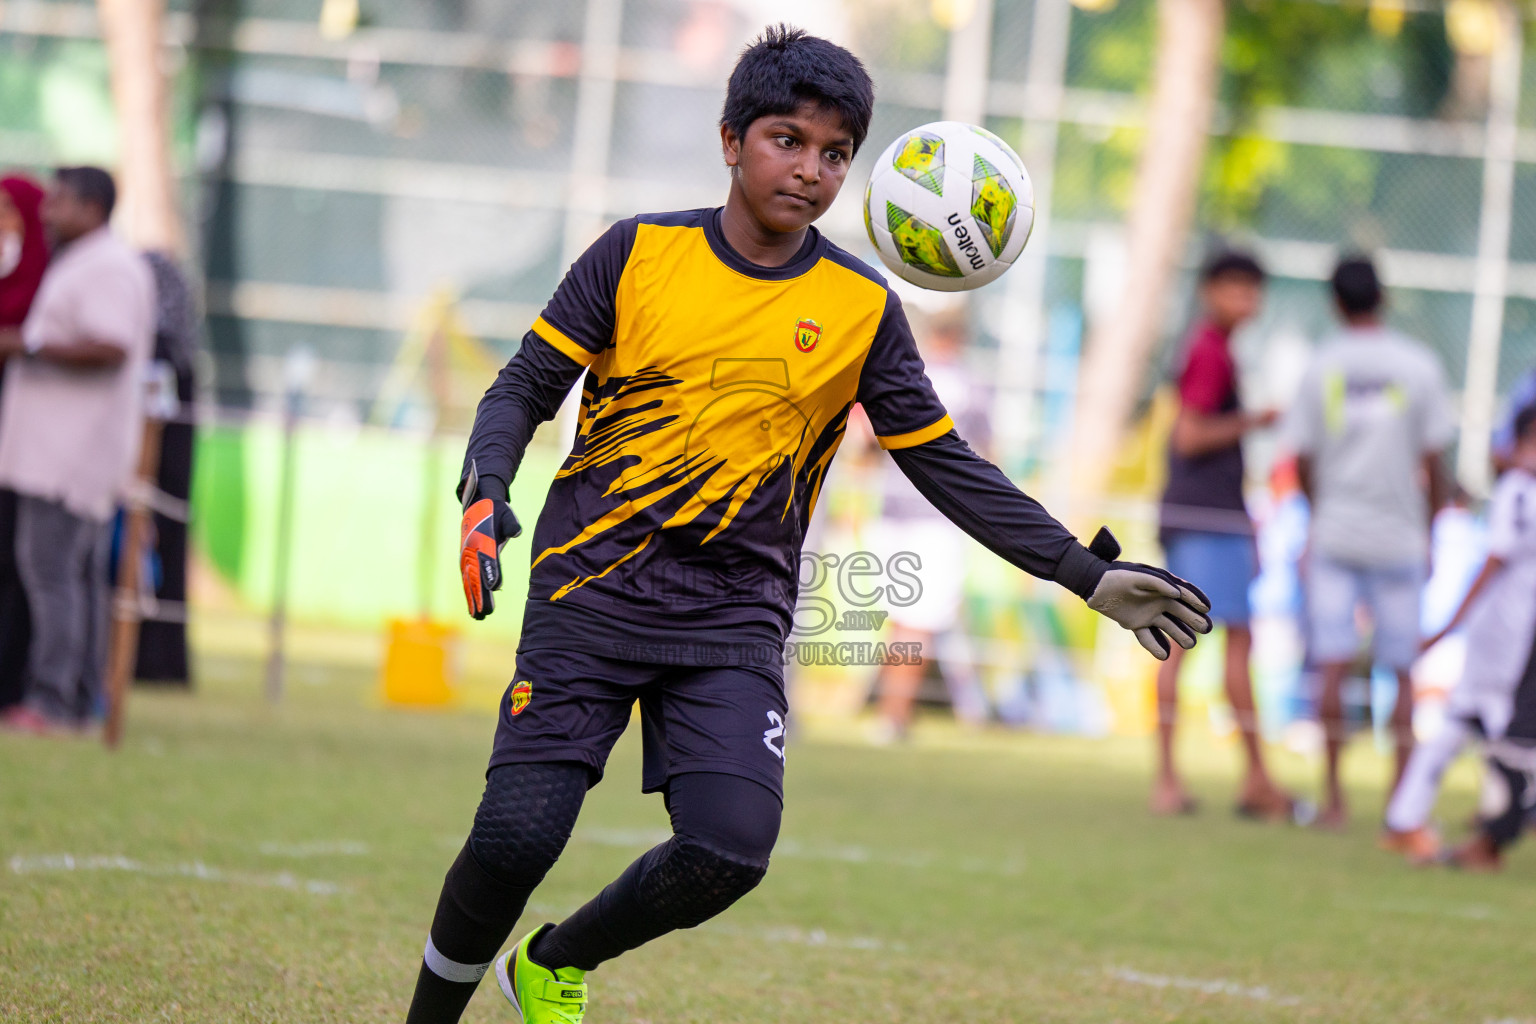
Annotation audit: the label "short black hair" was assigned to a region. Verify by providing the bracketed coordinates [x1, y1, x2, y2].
[1331, 254, 1383, 316]
[55, 166, 116, 220]
[1516, 403, 1536, 444]
[721, 25, 875, 155]
[1201, 249, 1265, 284]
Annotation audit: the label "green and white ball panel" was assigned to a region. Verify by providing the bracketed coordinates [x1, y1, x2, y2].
[864, 120, 1034, 293]
[968, 124, 1026, 174]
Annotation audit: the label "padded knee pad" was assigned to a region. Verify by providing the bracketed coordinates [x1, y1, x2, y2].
[636, 838, 769, 931]
[469, 762, 589, 888]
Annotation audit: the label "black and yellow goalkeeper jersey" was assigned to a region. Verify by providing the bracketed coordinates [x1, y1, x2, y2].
[464, 207, 1100, 661]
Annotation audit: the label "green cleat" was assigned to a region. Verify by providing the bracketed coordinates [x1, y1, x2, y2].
[494, 926, 588, 1023]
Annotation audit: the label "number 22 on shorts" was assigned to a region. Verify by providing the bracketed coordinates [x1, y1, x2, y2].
[762, 711, 786, 762]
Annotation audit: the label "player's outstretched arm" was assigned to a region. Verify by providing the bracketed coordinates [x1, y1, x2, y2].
[456, 335, 585, 618]
[1421, 554, 1502, 651]
[854, 288, 1207, 656]
[454, 217, 636, 619]
[887, 430, 1211, 659]
[460, 333, 586, 503]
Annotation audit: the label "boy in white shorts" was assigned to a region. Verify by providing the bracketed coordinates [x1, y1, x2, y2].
[1381, 405, 1536, 861]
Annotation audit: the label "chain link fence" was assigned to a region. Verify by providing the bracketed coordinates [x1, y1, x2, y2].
[2, 1, 1529, 431]
[1, 0, 1533, 720]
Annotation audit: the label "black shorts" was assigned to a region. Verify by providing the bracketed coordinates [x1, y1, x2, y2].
[487, 646, 788, 799]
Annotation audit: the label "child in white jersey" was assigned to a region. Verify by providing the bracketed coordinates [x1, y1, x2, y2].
[1381, 404, 1536, 861]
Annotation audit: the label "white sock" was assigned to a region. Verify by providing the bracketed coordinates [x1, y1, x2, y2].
[1384, 718, 1473, 832]
[423, 935, 494, 984]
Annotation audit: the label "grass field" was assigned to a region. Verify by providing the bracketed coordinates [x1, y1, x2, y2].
[4, 654, 1534, 1023]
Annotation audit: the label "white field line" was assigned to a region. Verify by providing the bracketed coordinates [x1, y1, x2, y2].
[573, 827, 1025, 876]
[8, 854, 343, 895]
[1359, 898, 1497, 921]
[257, 840, 370, 857]
[524, 902, 902, 953]
[1103, 966, 1302, 1006]
[702, 921, 906, 952]
[568, 826, 671, 847]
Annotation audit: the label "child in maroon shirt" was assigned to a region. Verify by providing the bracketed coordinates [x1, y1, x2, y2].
[1154, 251, 1293, 820]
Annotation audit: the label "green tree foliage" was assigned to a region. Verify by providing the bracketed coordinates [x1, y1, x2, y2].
[1056, 0, 1457, 231]
[1207, 1, 1454, 228]
[849, 0, 951, 74]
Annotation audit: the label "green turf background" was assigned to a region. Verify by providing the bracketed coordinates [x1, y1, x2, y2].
[189, 425, 561, 640]
[3, 661, 1533, 1023]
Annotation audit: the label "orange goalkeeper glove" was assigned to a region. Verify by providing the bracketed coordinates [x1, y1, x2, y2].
[459, 460, 522, 620]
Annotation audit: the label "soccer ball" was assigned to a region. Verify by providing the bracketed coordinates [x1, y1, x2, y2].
[863, 121, 1034, 292]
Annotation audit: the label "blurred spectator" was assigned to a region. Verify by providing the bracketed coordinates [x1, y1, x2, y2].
[1490, 366, 1536, 474]
[0, 167, 154, 734]
[0, 176, 47, 327]
[0, 173, 49, 712]
[134, 252, 198, 687]
[1284, 255, 1453, 829]
[1382, 405, 1536, 863]
[1154, 250, 1293, 819]
[869, 308, 989, 739]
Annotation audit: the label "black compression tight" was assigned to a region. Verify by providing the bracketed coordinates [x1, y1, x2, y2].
[1481, 650, 1536, 851]
[1482, 740, 1536, 849]
[531, 770, 782, 971]
[405, 762, 588, 1024]
[405, 764, 781, 1024]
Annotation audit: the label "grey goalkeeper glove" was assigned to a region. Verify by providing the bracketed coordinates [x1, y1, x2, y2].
[1081, 527, 1212, 660]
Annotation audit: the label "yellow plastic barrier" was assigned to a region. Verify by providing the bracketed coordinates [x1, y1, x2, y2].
[381, 618, 460, 706]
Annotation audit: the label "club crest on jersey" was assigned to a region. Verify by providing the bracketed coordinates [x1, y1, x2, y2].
[794, 318, 822, 353]
[510, 679, 533, 716]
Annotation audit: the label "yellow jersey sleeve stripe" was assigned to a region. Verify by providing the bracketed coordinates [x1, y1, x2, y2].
[876, 414, 955, 450]
[532, 315, 599, 367]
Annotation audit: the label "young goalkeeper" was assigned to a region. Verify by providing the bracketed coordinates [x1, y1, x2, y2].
[407, 26, 1211, 1024]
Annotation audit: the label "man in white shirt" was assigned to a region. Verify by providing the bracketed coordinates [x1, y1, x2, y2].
[1284, 256, 1453, 828]
[0, 167, 154, 733]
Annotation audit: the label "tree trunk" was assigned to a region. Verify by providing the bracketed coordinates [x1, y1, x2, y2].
[98, 0, 184, 253]
[1066, 0, 1225, 520]
[97, 0, 184, 744]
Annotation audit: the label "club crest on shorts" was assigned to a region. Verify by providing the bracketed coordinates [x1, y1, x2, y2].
[510, 679, 533, 716]
[794, 318, 821, 353]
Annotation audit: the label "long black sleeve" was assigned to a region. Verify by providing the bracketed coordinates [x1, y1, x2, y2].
[888, 430, 1107, 599]
[459, 332, 585, 500]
